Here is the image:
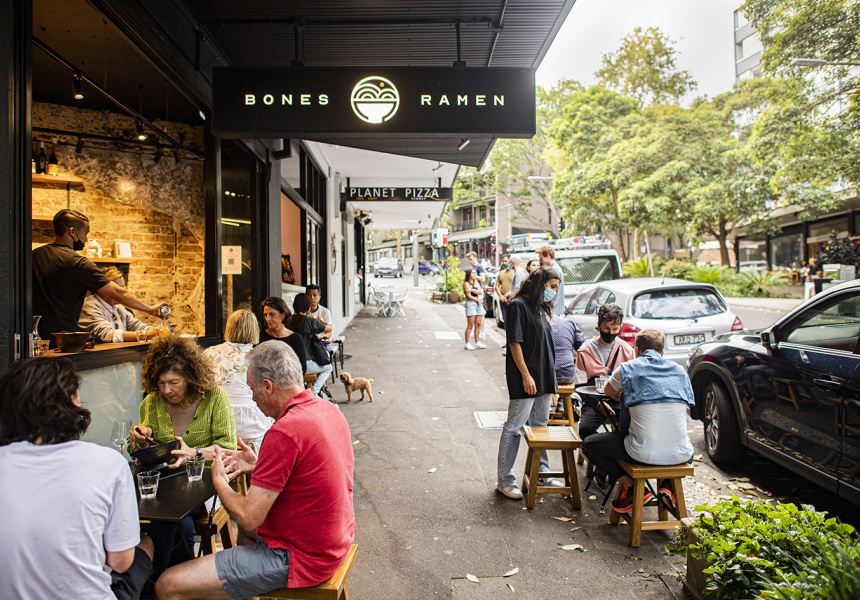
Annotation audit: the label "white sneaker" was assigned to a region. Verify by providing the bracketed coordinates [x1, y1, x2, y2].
[474, 341, 487, 349]
[496, 485, 523, 499]
[539, 478, 565, 488]
[465, 343, 476, 351]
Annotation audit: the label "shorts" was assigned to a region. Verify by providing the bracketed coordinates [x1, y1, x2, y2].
[110, 547, 152, 600]
[465, 300, 485, 317]
[214, 539, 290, 599]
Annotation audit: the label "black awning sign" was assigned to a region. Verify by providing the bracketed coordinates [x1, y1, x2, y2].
[212, 67, 535, 138]
[346, 187, 453, 202]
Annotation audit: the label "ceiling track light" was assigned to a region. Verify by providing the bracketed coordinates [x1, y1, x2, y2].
[432, 161, 443, 173]
[72, 75, 83, 100]
[135, 120, 148, 141]
[457, 139, 470, 151]
[75, 138, 84, 154]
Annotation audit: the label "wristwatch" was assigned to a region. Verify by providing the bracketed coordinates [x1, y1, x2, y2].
[194, 447, 202, 458]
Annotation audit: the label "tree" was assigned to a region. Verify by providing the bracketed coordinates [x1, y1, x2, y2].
[595, 26, 697, 107]
[742, 0, 860, 189]
[818, 231, 859, 266]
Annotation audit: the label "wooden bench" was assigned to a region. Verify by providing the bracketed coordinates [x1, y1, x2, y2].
[260, 544, 358, 599]
[194, 505, 236, 555]
[608, 460, 694, 547]
[521, 426, 582, 510]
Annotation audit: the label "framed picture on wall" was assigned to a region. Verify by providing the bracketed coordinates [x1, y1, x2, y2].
[113, 240, 132, 258]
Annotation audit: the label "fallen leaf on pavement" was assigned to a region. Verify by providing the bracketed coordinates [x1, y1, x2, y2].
[570, 526, 581, 532]
[588, 495, 597, 500]
[352, 440, 360, 445]
[430, 417, 440, 421]
[503, 568, 518, 577]
[465, 574, 480, 584]
[558, 543, 586, 552]
[551, 516, 574, 522]
[507, 584, 515, 592]
[428, 468, 437, 473]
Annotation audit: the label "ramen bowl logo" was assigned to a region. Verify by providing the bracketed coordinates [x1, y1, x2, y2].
[351, 76, 400, 124]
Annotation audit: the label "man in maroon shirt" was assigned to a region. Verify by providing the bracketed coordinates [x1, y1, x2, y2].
[156, 341, 355, 599]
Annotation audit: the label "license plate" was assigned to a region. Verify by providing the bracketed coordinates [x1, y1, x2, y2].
[674, 333, 705, 345]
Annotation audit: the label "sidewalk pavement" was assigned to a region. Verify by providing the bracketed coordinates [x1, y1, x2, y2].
[724, 296, 803, 312]
[334, 289, 689, 599]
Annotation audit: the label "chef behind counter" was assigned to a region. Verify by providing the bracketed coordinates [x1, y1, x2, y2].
[33, 209, 168, 346]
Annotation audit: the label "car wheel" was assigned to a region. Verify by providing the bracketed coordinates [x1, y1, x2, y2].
[703, 380, 744, 464]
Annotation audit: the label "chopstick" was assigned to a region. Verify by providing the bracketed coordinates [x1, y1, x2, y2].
[134, 426, 158, 446]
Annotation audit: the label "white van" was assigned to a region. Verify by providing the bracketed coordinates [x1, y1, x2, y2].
[494, 239, 622, 328]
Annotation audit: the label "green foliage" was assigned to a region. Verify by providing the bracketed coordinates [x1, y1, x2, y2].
[818, 231, 860, 267]
[737, 270, 790, 296]
[659, 258, 694, 280]
[759, 534, 860, 600]
[435, 255, 466, 296]
[677, 497, 858, 600]
[689, 264, 731, 284]
[622, 257, 653, 278]
[595, 25, 697, 107]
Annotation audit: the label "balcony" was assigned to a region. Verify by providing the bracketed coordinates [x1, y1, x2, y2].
[451, 218, 495, 232]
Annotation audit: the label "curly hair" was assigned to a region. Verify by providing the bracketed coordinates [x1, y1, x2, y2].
[597, 303, 624, 325]
[0, 357, 90, 446]
[140, 335, 217, 401]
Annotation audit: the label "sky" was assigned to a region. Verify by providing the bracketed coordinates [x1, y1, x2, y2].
[536, 0, 745, 105]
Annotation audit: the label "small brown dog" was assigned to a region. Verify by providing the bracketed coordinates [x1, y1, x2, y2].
[339, 372, 374, 404]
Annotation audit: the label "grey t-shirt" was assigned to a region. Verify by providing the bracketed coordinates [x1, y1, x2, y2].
[584, 337, 614, 366]
[511, 267, 528, 292]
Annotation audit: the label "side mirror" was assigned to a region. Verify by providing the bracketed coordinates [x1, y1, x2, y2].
[760, 329, 777, 349]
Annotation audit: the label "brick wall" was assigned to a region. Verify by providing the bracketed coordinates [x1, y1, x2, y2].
[31, 102, 206, 335]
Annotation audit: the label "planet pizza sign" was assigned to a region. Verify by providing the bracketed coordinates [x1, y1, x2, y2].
[212, 67, 535, 138]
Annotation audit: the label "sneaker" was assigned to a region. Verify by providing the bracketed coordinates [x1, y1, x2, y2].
[502, 347, 507, 356]
[496, 484, 523, 500]
[539, 478, 564, 488]
[475, 341, 487, 349]
[465, 342, 476, 351]
[657, 479, 675, 508]
[611, 485, 653, 514]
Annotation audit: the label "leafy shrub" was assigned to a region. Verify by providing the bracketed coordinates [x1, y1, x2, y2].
[675, 497, 858, 600]
[689, 264, 731, 284]
[435, 255, 466, 296]
[737, 270, 790, 296]
[760, 534, 860, 600]
[623, 256, 653, 278]
[659, 258, 694, 280]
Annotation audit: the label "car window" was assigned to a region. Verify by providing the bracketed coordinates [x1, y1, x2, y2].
[782, 291, 860, 353]
[377, 258, 397, 266]
[567, 290, 594, 315]
[631, 289, 726, 319]
[557, 256, 619, 285]
[587, 288, 614, 314]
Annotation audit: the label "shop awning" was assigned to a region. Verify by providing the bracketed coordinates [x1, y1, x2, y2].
[448, 229, 495, 243]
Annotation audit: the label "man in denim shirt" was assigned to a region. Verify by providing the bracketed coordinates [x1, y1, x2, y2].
[580, 329, 694, 514]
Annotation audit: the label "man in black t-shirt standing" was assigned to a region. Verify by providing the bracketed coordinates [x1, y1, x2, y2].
[32, 209, 168, 345]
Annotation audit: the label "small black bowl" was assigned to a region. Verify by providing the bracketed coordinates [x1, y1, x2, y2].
[131, 439, 180, 469]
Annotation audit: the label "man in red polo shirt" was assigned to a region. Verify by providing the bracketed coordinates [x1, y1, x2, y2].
[156, 341, 354, 599]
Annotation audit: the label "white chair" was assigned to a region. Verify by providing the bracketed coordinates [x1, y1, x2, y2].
[389, 288, 408, 317]
[371, 288, 391, 316]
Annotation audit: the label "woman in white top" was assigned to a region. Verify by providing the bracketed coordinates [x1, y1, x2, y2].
[204, 309, 272, 449]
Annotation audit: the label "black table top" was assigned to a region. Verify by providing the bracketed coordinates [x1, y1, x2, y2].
[137, 468, 216, 523]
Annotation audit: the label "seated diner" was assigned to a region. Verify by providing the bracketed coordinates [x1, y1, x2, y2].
[156, 341, 355, 599]
[78, 266, 157, 343]
[286, 292, 333, 397]
[580, 329, 695, 514]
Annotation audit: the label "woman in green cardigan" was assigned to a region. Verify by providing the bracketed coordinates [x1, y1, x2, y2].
[129, 334, 236, 581]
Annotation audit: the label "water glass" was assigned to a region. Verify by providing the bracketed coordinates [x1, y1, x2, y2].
[186, 456, 205, 481]
[111, 419, 132, 454]
[137, 470, 160, 499]
[39, 340, 50, 356]
[596, 375, 609, 395]
[135, 329, 148, 342]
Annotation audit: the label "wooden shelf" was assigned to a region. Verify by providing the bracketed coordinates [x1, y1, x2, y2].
[32, 173, 85, 186]
[92, 257, 133, 264]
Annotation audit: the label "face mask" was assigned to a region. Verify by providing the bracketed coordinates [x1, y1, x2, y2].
[71, 231, 85, 251]
[543, 287, 557, 302]
[600, 330, 618, 343]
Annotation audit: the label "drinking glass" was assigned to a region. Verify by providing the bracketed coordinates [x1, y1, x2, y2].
[137, 471, 160, 499]
[596, 376, 609, 395]
[111, 419, 132, 455]
[186, 456, 205, 482]
[135, 328, 148, 342]
[31, 315, 42, 358]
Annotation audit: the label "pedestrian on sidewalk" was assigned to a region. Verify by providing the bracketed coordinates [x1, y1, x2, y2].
[537, 246, 566, 316]
[463, 268, 487, 350]
[496, 267, 561, 499]
[467, 252, 487, 339]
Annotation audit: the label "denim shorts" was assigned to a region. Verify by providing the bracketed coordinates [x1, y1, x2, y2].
[214, 539, 290, 599]
[465, 300, 485, 317]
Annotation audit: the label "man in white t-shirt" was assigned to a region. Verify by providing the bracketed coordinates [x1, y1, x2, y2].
[580, 329, 694, 515]
[306, 284, 332, 339]
[0, 357, 153, 600]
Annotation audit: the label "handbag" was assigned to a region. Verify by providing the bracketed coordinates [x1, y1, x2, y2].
[293, 328, 331, 366]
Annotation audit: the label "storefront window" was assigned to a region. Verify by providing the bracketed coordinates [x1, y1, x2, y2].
[809, 217, 848, 240]
[770, 233, 803, 270]
[738, 239, 767, 271]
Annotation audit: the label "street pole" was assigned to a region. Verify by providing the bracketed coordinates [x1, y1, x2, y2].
[644, 231, 655, 277]
[445, 251, 449, 303]
[412, 230, 419, 288]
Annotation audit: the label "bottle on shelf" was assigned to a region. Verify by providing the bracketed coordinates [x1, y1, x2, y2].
[47, 146, 59, 176]
[31, 157, 36, 174]
[37, 142, 47, 174]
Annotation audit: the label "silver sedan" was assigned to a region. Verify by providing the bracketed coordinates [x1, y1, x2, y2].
[564, 277, 743, 366]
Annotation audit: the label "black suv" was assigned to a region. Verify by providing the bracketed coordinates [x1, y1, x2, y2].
[687, 280, 860, 505]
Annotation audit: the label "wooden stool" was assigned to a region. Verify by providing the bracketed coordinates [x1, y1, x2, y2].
[303, 373, 317, 389]
[260, 544, 357, 599]
[521, 426, 582, 510]
[548, 384, 577, 426]
[608, 460, 694, 547]
[195, 505, 236, 555]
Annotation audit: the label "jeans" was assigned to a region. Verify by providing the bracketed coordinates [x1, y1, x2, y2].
[305, 359, 333, 395]
[497, 393, 552, 488]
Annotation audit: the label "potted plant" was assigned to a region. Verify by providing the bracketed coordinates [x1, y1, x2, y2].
[435, 255, 465, 303]
[669, 497, 859, 600]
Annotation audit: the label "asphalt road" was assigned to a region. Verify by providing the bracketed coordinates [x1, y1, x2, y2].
[729, 306, 786, 331]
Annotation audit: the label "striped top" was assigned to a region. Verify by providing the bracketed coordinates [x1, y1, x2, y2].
[138, 386, 237, 451]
